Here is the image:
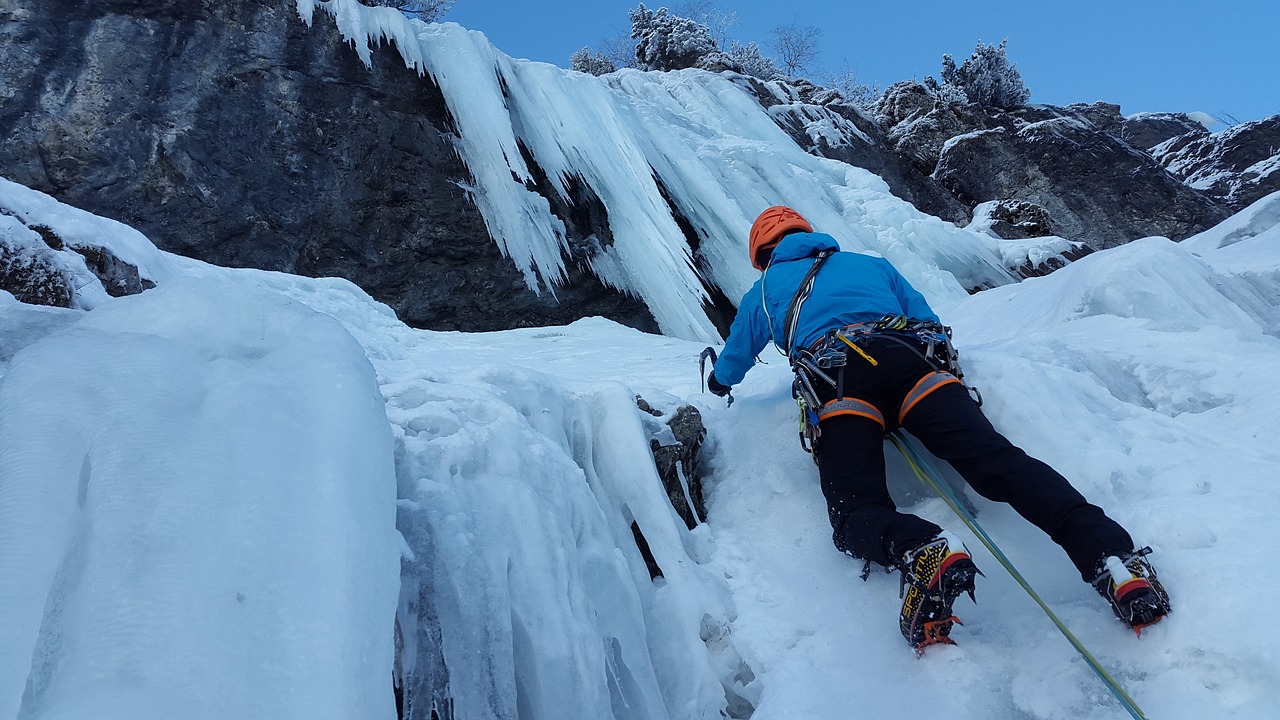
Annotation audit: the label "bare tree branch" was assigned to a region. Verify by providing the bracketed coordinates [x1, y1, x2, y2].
[769, 22, 821, 79]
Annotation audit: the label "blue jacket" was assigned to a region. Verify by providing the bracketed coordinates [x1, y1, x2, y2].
[714, 232, 940, 386]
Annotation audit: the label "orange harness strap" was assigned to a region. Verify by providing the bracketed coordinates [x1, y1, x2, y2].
[898, 372, 962, 424]
[818, 397, 885, 429]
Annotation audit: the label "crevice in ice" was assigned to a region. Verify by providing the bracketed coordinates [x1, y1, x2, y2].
[649, 174, 736, 338]
[509, 605, 538, 720]
[604, 637, 650, 720]
[511, 140, 620, 283]
[18, 464, 93, 717]
[629, 521, 664, 581]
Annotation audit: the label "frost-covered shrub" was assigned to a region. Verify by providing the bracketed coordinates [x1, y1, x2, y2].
[925, 75, 970, 107]
[819, 64, 880, 109]
[696, 50, 744, 74]
[630, 3, 718, 71]
[726, 40, 780, 80]
[570, 47, 617, 76]
[939, 39, 1030, 108]
[359, 0, 454, 22]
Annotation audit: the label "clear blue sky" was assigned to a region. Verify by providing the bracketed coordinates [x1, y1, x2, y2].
[446, 0, 1278, 123]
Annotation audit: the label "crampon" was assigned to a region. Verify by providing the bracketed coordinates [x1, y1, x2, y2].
[898, 533, 980, 654]
[1093, 546, 1171, 636]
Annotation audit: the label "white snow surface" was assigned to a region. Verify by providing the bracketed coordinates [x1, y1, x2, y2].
[1186, 112, 1222, 131]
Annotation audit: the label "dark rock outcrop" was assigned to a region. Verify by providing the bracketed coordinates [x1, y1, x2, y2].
[982, 199, 1056, 240]
[933, 115, 1228, 248]
[70, 241, 153, 297]
[638, 397, 708, 530]
[1152, 116, 1280, 211]
[1120, 112, 1208, 151]
[0, 228, 75, 308]
[1, 205, 155, 306]
[870, 97, 1228, 248]
[0, 0, 657, 333]
[737, 77, 971, 225]
[754, 82, 1231, 251]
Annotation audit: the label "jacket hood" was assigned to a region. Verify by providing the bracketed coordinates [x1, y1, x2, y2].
[769, 232, 840, 264]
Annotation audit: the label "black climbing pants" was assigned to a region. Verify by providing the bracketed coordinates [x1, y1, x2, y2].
[812, 336, 1133, 582]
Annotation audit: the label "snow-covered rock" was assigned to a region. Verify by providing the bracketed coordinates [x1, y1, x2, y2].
[1153, 116, 1280, 210]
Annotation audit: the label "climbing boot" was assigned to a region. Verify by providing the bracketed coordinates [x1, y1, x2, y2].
[1092, 546, 1171, 635]
[898, 531, 979, 654]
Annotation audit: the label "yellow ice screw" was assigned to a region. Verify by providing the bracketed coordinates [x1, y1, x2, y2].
[838, 334, 878, 366]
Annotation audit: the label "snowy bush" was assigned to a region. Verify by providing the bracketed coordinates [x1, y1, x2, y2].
[570, 47, 617, 76]
[695, 50, 745, 74]
[630, 3, 719, 71]
[924, 74, 970, 107]
[726, 40, 780, 81]
[938, 38, 1031, 108]
[675, 0, 739, 48]
[819, 63, 880, 109]
[359, 0, 454, 22]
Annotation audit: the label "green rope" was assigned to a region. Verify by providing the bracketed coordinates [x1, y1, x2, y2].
[887, 430, 1147, 720]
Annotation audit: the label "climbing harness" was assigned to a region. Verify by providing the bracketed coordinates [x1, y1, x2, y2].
[710, 248, 984, 459]
[889, 431, 1149, 720]
[788, 313, 981, 461]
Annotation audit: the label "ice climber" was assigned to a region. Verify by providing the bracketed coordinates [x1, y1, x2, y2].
[705, 206, 1171, 652]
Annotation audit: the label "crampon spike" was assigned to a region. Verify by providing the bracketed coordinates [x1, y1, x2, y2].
[914, 616, 962, 656]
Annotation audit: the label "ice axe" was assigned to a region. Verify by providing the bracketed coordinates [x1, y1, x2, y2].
[699, 347, 733, 407]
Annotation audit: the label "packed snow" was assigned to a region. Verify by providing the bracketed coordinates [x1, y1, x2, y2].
[3, 2, 1279, 718]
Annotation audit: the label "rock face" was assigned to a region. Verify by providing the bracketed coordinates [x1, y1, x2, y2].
[1152, 116, 1280, 211]
[0, 225, 74, 308]
[0, 0, 657, 333]
[981, 199, 1056, 240]
[741, 79, 1233, 251]
[1120, 112, 1208, 151]
[932, 114, 1228, 248]
[0, 208, 147, 307]
[638, 397, 708, 531]
[876, 91, 1229, 248]
[739, 77, 972, 225]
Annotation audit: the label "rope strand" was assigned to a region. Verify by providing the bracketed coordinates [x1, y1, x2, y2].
[888, 431, 1147, 720]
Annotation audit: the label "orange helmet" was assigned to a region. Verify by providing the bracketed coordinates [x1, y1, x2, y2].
[748, 206, 812, 270]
